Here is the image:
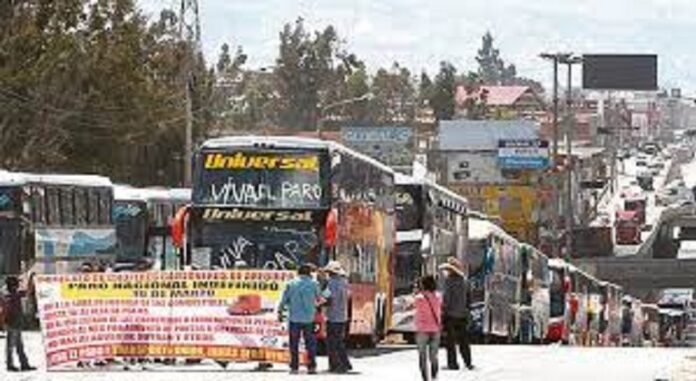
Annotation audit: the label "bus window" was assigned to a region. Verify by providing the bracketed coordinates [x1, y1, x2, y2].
[88, 189, 99, 224]
[61, 188, 75, 226]
[75, 188, 87, 226]
[31, 187, 46, 224]
[46, 187, 60, 226]
[98, 189, 111, 225]
[550, 268, 565, 318]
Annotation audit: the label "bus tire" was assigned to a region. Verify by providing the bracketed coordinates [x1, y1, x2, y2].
[402, 332, 416, 345]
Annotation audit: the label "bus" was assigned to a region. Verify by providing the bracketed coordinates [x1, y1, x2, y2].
[188, 136, 396, 346]
[467, 216, 522, 343]
[566, 267, 603, 346]
[0, 171, 116, 282]
[390, 173, 468, 340]
[518, 244, 550, 344]
[600, 282, 624, 346]
[113, 186, 190, 270]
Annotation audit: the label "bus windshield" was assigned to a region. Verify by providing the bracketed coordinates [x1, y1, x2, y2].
[396, 184, 422, 231]
[194, 149, 329, 209]
[193, 221, 320, 270]
[113, 200, 148, 262]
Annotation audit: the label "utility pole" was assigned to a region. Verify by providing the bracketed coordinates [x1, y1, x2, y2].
[179, 0, 201, 187]
[560, 55, 582, 260]
[540, 53, 566, 258]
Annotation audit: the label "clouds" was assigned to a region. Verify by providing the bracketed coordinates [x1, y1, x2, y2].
[139, 0, 696, 90]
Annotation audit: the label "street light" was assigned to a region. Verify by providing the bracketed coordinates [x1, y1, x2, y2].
[317, 92, 374, 138]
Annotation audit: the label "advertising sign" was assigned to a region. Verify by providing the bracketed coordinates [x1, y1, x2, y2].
[341, 126, 414, 167]
[36, 270, 303, 370]
[582, 54, 658, 91]
[447, 152, 507, 184]
[497, 140, 550, 169]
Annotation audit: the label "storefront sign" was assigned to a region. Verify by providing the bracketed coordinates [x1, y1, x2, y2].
[497, 140, 550, 169]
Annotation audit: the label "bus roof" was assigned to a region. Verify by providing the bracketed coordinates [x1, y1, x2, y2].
[0, 171, 112, 188]
[468, 217, 517, 243]
[114, 185, 191, 202]
[200, 135, 396, 175]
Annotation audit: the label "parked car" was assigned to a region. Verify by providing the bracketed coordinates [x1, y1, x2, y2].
[636, 172, 654, 191]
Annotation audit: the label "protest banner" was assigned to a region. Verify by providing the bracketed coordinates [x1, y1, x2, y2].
[35, 270, 304, 370]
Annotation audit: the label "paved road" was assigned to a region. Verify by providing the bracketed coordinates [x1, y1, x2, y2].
[1, 333, 692, 381]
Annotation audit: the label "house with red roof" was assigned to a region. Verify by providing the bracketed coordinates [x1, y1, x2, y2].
[455, 85, 545, 120]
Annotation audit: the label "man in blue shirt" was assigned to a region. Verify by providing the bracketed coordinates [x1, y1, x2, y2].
[278, 264, 321, 375]
[322, 261, 353, 373]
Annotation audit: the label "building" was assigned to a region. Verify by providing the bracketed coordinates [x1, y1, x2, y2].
[455, 85, 546, 120]
[434, 120, 551, 244]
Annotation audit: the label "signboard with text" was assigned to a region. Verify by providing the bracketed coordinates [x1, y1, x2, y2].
[341, 126, 414, 167]
[497, 139, 550, 169]
[36, 270, 303, 370]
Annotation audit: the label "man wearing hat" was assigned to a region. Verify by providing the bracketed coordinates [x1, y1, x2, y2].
[4, 276, 35, 372]
[322, 261, 352, 373]
[439, 257, 474, 371]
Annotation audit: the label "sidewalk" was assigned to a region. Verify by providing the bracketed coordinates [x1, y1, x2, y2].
[668, 356, 696, 381]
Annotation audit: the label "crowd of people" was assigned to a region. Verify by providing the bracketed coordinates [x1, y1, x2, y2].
[276, 256, 474, 379]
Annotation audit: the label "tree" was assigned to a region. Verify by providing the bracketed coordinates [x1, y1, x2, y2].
[343, 65, 370, 123]
[0, 0, 214, 186]
[475, 31, 544, 92]
[274, 18, 363, 130]
[418, 71, 434, 106]
[460, 72, 488, 120]
[476, 32, 503, 85]
[429, 61, 457, 121]
[368, 62, 416, 124]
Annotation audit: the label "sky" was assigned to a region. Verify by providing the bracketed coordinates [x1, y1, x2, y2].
[139, 0, 696, 93]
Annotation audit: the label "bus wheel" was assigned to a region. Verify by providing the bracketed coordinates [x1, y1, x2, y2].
[402, 332, 416, 345]
[316, 339, 327, 356]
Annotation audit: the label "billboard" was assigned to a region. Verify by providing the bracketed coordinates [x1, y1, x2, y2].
[447, 152, 507, 184]
[340, 126, 414, 167]
[582, 54, 658, 91]
[497, 140, 550, 169]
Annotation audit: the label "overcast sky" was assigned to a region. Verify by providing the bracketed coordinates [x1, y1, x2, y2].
[140, 0, 696, 92]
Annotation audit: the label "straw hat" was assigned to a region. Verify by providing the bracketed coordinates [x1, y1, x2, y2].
[438, 257, 465, 276]
[324, 260, 347, 276]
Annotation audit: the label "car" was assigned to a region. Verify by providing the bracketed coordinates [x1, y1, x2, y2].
[657, 183, 694, 206]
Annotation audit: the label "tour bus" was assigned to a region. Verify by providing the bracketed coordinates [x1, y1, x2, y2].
[390, 173, 468, 340]
[187, 136, 396, 347]
[0, 171, 116, 280]
[113, 186, 191, 270]
[600, 282, 624, 346]
[467, 216, 523, 343]
[547, 259, 571, 343]
[518, 243, 550, 344]
[565, 267, 602, 346]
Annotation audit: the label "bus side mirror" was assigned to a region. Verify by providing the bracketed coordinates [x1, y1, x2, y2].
[324, 208, 338, 248]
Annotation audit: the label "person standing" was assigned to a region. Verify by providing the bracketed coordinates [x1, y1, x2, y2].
[439, 257, 474, 371]
[278, 264, 321, 375]
[322, 261, 352, 374]
[415, 275, 442, 381]
[3, 276, 35, 372]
